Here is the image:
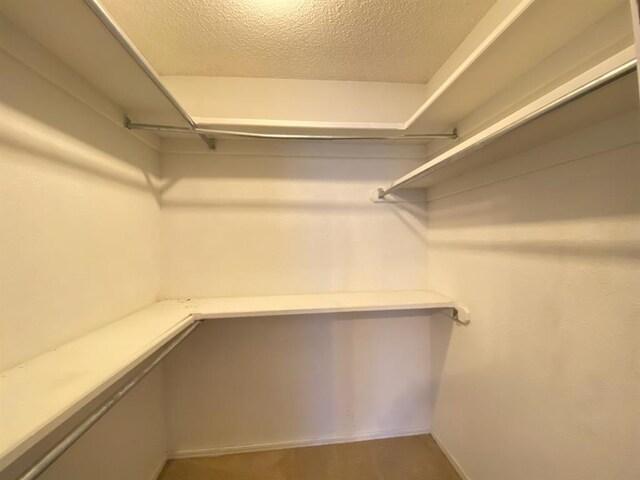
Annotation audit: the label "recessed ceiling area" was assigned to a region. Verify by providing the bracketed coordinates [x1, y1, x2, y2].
[100, 0, 496, 83]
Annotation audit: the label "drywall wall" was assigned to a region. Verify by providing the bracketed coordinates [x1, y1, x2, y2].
[0, 23, 166, 480]
[159, 140, 429, 298]
[162, 75, 425, 128]
[0, 42, 160, 371]
[164, 312, 433, 456]
[159, 140, 435, 452]
[425, 110, 640, 479]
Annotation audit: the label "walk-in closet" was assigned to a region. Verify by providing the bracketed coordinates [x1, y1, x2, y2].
[1, 1, 639, 479]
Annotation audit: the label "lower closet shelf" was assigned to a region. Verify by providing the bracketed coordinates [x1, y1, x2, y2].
[0, 290, 456, 471]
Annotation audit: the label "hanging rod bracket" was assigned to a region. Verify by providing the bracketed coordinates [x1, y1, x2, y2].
[124, 116, 216, 150]
[377, 187, 389, 200]
[443, 307, 470, 325]
[199, 134, 217, 150]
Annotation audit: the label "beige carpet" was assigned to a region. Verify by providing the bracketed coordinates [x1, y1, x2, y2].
[159, 434, 461, 480]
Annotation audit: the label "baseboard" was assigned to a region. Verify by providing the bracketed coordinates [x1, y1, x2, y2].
[151, 454, 168, 480]
[431, 432, 471, 480]
[168, 427, 430, 459]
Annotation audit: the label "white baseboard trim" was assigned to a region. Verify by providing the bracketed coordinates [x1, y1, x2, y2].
[431, 432, 471, 480]
[151, 454, 168, 480]
[168, 427, 430, 459]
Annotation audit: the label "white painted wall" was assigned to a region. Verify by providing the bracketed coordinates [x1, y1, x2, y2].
[425, 110, 640, 479]
[159, 140, 429, 298]
[159, 139, 435, 453]
[164, 313, 432, 456]
[0, 49, 160, 370]
[162, 76, 425, 129]
[0, 25, 166, 480]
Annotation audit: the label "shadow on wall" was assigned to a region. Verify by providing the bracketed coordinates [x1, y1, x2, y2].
[425, 239, 640, 260]
[428, 313, 456, 417]
[156, 148, 432, 264]
[388, 202, 430, 248]
[0, 51, 159, 192]
[156, 152, 426, 207]
[160, 154, 415, 182]
[422, 142, 640, 228]
[419, 142, 640, 260]
[0, 122, 159, 199]
[159, 199, 387, 211]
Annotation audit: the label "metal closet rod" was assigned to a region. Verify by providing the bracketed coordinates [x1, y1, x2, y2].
[83, 0, 215, 149]
[16, 320, 202, 480]
[377, 58, 638, 198]
[124, 118, 459, 141]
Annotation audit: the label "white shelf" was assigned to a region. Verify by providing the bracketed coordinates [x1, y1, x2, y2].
[3, 1, 629, 139]
[381, 51, 638, 194]
[0, 290, 455, 471]
[0, 301, 193, 471]
[187, 290, 454, 320]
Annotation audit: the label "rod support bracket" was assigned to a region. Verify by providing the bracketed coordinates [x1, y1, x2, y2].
[370, 188, 388, 203]
[125, 116, 216, 150]
[445, 307, 470, 325]
[200, 135, 216, 150]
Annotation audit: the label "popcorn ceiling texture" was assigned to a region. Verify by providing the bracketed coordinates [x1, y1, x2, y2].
[101, 0, 496, 83]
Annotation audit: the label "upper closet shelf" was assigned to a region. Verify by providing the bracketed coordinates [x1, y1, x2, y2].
[2, 0, 633, 143]
[0, 290, 461, 472]
[377, 51, 638, 198]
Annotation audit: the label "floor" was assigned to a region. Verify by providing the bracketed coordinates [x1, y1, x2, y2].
[158, 434, 461, 480]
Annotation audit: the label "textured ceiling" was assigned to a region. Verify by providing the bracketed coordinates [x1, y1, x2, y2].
[100, 0, 496, 83]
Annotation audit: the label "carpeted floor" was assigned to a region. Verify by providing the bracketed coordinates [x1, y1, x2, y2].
[158, 434, 461, 480]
